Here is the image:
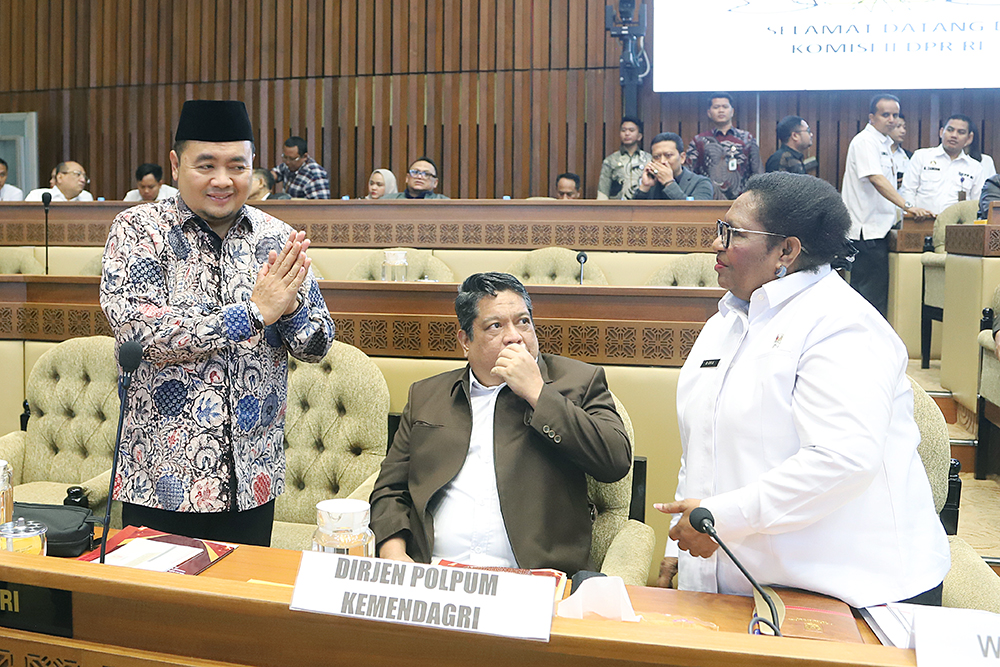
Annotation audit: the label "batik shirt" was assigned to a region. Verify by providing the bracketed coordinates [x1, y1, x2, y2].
[687, 127, 763, 200]
[273, 157, 331, 199]
[598, 147, 652, 200]
[100, 196, 335, 512]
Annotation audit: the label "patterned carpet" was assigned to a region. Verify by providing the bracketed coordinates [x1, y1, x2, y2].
[957, 473, 1000, 560]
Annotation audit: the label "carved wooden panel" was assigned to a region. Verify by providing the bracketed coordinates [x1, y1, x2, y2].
[0, 305, 111, 340]
[888, 230, 928, 253]
[334, 315, 702, 367]
[945, 224, 1000, 257]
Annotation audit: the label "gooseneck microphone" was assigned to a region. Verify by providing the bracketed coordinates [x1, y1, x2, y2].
[41, 192, 51, 275]
[100, 341, 143, 564]
[689, 506, 782, 636]
[576, 251, 588, 286]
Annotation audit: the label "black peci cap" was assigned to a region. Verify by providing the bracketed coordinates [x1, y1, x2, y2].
[174, 100, 254, 144]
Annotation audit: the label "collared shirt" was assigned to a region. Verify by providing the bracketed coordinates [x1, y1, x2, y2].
[891, 145, 911, 184]
[842, 123, 898, 241]
[670, 266, 951, 607]
[764, 144, 806, 174]
[686, 127, 763, 200]
[429, 371, 519, 567]
[100, 196, 335, 512]
[0, 184, 24, 201]
[123, 184, 179, 202]
[901, 145, 986, 216]
[598, 147, 652, 200]
[273, 157, 331, 199]
[24, 187, 94, 202]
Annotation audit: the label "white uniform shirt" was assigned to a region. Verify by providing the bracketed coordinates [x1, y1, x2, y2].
[24, 187, 94, 202]
[671, 266, 950, 608]
[842, 124, 898, 241]
[428, 372, 519, 568]
[123, 184, 178, 202]
[0, 184, 23, 201]
[900, 145, 986, 216]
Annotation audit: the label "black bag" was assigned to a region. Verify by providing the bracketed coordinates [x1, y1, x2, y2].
[13, 502, 97, 557]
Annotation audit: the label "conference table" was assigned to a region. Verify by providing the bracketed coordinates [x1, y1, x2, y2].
[0, 544, 913, 667]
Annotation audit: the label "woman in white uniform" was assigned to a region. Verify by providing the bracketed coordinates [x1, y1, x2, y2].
[656, 172, 950, 608]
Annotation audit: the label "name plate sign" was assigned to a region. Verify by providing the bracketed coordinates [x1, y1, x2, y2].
[0, 581, 72, 638]
[290, 552, 556, 641]
[915, 605, 1000, 666]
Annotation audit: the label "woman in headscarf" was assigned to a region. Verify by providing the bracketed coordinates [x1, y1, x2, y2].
[366, 169, 398, 199]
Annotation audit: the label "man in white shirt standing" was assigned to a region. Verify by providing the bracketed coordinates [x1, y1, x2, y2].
[889, 114, 911, 188]
[123, 163, 178, 202]
[900, 114, 986, 217]
[0, 159, 24, 201]
[24, 161, 94, 202]
[842, 94, 932, 317]
[370, 272, 630, 575]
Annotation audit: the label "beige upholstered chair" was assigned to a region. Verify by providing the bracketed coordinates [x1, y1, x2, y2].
[0, 248, 44, 275]
[591, 393, 656, 585]
[346, 248, 455, 282]
[506, 247, 608, 285]
[79, 252, 104, 276]
[645, 253, 719, 288]
[977, 286, 1000, 479]
[0, 336, 119, 517]
[921, 200, 981, 367]
[910, 376, 1000, 613]
[271, 340, 390, 549]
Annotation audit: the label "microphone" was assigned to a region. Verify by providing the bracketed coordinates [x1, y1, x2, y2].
[576, 251, 588, 286]
[41, 193, 51, 275]
[689, 507, 782, 636]
[100, 340, 143, 563]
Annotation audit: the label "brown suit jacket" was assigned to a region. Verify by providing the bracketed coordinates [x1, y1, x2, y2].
[369, 354, 630, 576]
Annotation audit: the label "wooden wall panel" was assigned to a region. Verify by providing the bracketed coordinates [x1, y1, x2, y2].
[2, 0, 998, 202]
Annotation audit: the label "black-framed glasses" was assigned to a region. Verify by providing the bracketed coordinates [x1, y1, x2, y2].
[716, 220, 787, 249]
[408, 169, 436, 179]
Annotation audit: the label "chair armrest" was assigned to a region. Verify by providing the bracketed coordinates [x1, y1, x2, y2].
[78, 469, 111, 508]
[979, 329, 995, 353]
[599, 519, 656, 586]
[921, 251, 947, 268]
[944, 536, 1000, 613]
[0, 431, 27, 484]
[347, 470, 380, 503]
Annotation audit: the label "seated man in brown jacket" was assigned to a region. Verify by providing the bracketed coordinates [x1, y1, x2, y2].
[370, 272, 631, 576]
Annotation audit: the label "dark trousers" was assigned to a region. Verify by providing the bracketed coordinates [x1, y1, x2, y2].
[848, 235, 889, 318]
[121, 500, 276, 547]
[897, 581, 943, 607]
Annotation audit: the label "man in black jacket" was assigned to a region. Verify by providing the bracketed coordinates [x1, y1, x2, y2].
[633, 132, 714, 201]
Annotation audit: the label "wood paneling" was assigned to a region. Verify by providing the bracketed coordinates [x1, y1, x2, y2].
[2, 1, 998, 202]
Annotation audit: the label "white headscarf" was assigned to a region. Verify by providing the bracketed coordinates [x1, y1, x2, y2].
[367, 168, 398, 199]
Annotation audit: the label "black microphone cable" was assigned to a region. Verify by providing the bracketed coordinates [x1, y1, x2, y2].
[688, 506, 782, 636]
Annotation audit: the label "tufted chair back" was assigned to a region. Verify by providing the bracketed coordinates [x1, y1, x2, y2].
[17, 336, 119, 500]
[588, 392, 634, 570]
[0, 248, 44, 275]
[932, 199, 980, 252]
[79, 252, 104, 276]
[505, 247, 609, 285]
[346, 248, 455, 282]
[645, 253, 719, 288]
[277, 340, 390, 526]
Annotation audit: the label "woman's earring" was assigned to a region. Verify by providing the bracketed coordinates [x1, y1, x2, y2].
[775, 265, 788, 279]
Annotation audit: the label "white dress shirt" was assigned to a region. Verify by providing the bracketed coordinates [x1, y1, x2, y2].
[900, 145, 986, 216]
[429, 372, 519, 567]
[842, 123, 898, 241]
[24, 187, 94, 202]
[671, 266, 950, 608]
[0, 184, 23, 201]
[123, 184, 178, 202]
[891, 145, 910, 180]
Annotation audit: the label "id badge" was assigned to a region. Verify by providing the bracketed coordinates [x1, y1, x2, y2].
[728, 158, 737, 172]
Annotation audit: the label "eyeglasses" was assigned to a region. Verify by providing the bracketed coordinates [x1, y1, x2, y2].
[408, 169, 437, 179]
[61, 170, 90, 184]
[716, 220, 787, 249]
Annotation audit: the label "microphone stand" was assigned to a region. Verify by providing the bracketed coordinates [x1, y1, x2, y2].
[100, 366, 134, 564]
[576, 251, 588, 286]
[41, 193, 51, 275]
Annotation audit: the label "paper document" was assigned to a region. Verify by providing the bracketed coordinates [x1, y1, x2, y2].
[103, 538, 202, 572]
[859, 603, 918, 648]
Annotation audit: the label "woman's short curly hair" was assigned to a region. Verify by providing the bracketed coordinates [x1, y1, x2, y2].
[743, 172, 852, 272]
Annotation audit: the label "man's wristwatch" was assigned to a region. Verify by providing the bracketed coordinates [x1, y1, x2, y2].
[247, 301, 265, 332]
